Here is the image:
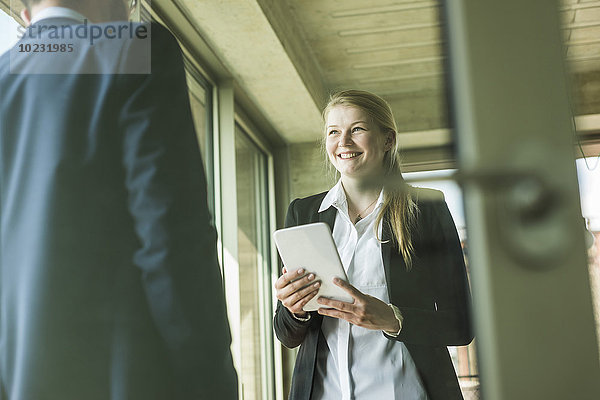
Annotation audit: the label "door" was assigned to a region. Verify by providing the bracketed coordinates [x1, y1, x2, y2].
[444, 1, 600, 399]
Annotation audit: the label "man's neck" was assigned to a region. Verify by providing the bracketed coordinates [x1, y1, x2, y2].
[27, 1, 127, 24]
[30, 1, 77, 18]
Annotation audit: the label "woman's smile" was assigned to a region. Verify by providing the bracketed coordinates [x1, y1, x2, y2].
[325, 105, 391, 180]
[338, 151, 363, 160]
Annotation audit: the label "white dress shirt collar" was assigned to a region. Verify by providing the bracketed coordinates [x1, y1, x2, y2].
[319, 179, 345, 213]
[318, 179, 385, 217]
[31, 7, 87, 25]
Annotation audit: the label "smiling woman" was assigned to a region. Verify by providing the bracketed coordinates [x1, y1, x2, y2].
[274, 89, 473, 400]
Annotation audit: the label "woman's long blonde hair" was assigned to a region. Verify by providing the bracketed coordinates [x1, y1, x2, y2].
[322, 90, 418, 268]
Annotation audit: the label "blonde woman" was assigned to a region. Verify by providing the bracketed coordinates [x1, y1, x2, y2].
[274, 90, 473, 400]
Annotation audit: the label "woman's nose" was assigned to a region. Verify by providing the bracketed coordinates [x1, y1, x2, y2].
[339, 130, 353, 146]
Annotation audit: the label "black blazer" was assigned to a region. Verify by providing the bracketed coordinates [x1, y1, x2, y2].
[0, 19, 237, 399]
[274, 189, 474, 400]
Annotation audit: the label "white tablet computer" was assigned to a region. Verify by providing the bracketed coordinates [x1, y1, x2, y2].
[273, 222, 353, 312]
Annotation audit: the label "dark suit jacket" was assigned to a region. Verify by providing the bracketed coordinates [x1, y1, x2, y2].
[0, 18, 237, 399]
[274, 189, 474, 400]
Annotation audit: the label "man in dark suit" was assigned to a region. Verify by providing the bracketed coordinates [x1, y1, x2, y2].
[0, 0, 238, 398]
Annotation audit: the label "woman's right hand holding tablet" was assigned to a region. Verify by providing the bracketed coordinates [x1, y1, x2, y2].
[275, 267, 321, 318]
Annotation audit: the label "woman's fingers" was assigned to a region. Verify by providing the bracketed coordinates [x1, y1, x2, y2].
[318, 304, 367, 327]
[319, 292, 397, 331]
[318, 307, 354, 323]
[332, 277, 362, 299]
[276, 271, 393, 327]
[285, 281, 321, 314]
[316, 278, 361, 311]
[274, 268, 321, 305]
[274, 267, 305, 290]
[277, 273, 317, 300]
[273, 267, 322, 314]
[317, 297, 355, 311]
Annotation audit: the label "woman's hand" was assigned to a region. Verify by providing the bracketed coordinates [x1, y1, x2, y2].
[317, 278, 400, 332]
[275, 267, 321, 317]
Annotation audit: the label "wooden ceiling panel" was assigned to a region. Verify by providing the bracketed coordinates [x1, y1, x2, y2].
[573, 7, 600, 22]
[287, 0, 445, 132]
[291, 0, 439, 30]
[323, 61, 442, 83]
[314, 43, 443, 73]
[569, 25, 600, 40]
[562, 10, 577, 25]
[568, 43, 600, 58]
[352, 79, 443, 98]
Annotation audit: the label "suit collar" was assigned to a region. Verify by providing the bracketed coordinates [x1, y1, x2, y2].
[318, 205, 337, 232]
[31, 7, 87, 25]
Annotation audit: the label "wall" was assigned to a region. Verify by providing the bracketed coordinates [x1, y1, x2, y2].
[288, 141, 335, 201]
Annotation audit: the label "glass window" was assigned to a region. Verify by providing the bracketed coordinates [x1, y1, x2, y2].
[185, 62, 214, 213]
[187, 73, 209, 159]
[576, 157, 600, 359]
[235, 125, 273, 400]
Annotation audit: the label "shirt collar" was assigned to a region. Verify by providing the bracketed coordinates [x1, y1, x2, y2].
[319, 180, 346, 213]
[31, 7, 88, 25]
[318, 180, 385, 214]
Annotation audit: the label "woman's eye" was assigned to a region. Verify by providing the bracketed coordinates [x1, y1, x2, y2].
[352, 126, 365, 133]
[328, 130, 339, 135]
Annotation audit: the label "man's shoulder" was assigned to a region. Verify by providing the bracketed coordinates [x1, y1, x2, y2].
[93, 21, 175, 45]
[18, 19, 177, 52]
[8, 20, 178, 75]
[108, 21, 182, 72]
[79, 20, 178, 56]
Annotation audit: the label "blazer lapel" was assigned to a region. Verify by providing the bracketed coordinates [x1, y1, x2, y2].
[318, 205, 337, 231]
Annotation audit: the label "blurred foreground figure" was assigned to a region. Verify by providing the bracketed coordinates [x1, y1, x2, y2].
[0, 1, 237, 398]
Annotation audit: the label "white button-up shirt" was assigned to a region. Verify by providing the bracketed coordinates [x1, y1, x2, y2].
[311, 181, 428, 400]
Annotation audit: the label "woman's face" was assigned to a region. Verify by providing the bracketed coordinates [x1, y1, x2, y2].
[325, 105, 394, 181]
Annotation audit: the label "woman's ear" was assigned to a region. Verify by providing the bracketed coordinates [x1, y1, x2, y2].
[384, 130, 396, 151]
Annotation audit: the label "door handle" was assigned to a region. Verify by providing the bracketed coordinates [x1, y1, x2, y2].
[405, 169, 578, 270]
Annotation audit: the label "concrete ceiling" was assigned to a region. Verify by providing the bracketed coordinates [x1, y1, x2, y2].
[170, 0, 600, 146]
[285, 0, 449, 137]
[173, 0, 324, 143]
[3, 0, 599, 147]
[563, 0, 600, 72]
